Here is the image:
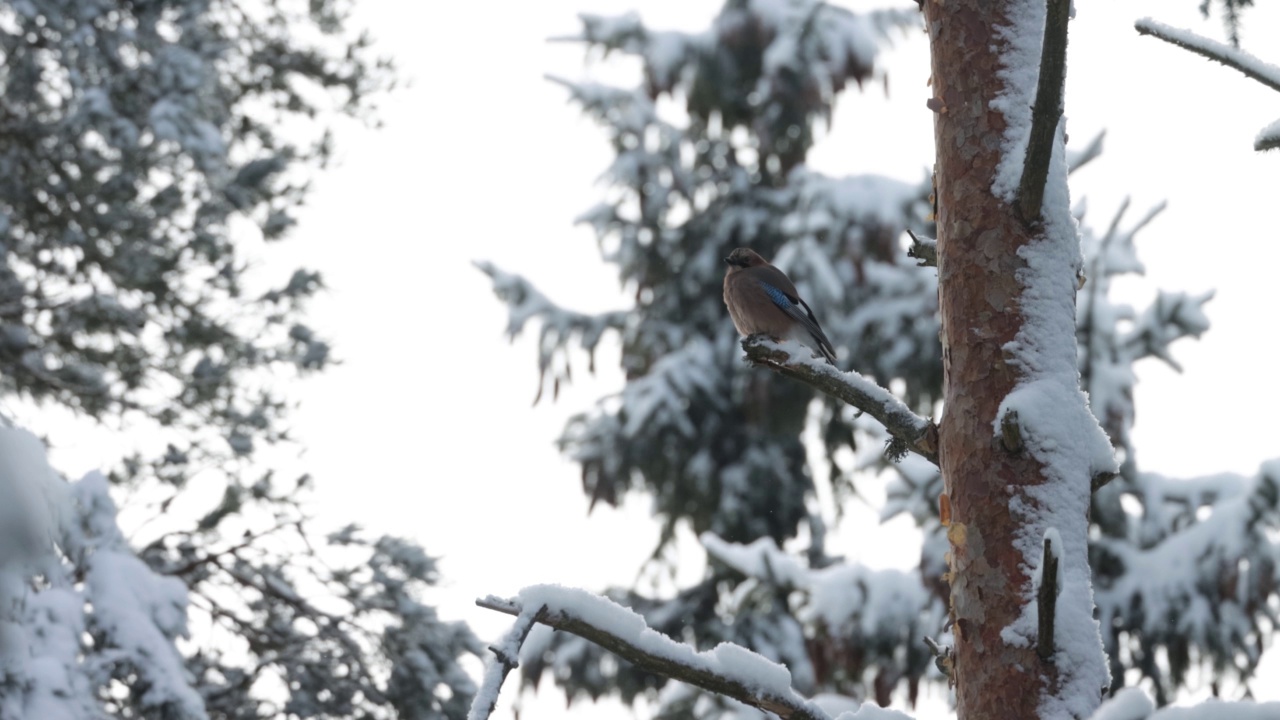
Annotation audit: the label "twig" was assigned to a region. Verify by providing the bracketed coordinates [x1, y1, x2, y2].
[905, 229, 937, 267]
[468, 604, 545, 720]
[741, 336, 938, 465]
[476, 595, 831, 720]
[215, 558, 388, 703]
[165, 522, 291, 577]
[1135, 18, 1280, 93]
[1066, 130, 1105, 175]
[1036, 532, 1061, 660]
[1017, 0, 1072, 223]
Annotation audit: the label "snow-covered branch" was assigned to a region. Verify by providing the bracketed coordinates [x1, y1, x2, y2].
[1066, 130, 1106, 175]
[1089, 687, 1280, 719]
[475, 586, 837, 720]
[741, 336, 938, 465]
[905, 229, 937, 267]
[1135, 18, 1280, 151]
[1134, 18, 1280, 93]
[469, 604, 544, 720]
[475, 261, 627, 402]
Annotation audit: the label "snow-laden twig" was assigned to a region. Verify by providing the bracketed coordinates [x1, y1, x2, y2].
[741, 336, 938, 465]
[475, 588, 834, 720]
[1017, 0, 1071, 223]
[1135, 18, 1280, 151]
[468, 604, 545, 720]
[905, 229, 937, 267]
[1066, 130, 1105, 175]
[1134, 18, 1280, 93]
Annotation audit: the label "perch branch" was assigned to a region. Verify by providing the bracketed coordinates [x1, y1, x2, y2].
[476, 594, 832, 720]
[1135, 18, 1280, 93]
[741, 336, 938, 465]
[1016, 0, 1071, 223]
[468, 604, 545, 720]
[905, 229, 937, 267]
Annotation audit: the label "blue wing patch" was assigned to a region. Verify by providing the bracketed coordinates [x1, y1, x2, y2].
[760, 282, 793, 308]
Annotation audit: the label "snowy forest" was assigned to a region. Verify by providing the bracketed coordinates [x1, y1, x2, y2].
[0, 0, 1278, 720]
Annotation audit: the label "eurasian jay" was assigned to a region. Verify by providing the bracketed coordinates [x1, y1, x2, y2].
[723, 247, 838, 365]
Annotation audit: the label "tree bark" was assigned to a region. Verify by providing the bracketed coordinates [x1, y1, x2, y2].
[925, 1, 1080, 717]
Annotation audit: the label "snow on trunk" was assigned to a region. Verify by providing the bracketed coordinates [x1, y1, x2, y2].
[924, 1, 1115, 718]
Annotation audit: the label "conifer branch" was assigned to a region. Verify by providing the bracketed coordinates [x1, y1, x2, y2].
[741, 336, 939, 465]
[1135, 18, 1280, 93]
[1017, 0, 1071, 223]
[476, 595, 833, 720]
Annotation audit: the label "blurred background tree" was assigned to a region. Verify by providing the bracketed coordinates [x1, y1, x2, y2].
[483, 1, 1280, 716]
[0, 0, 479, 717]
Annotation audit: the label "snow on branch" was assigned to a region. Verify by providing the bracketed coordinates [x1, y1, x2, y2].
[475, 261, 627, 402]
[1134, 18, 1280, 93]
[1094, 462, 1280, 692]
[468, 603, 544, 720]
[1122, 289, 1213, 372]
[700, 532, 936, 658]
[740, 336, 938, 465]
[1066, 130, 1105, 175]
[1135, 18, 1280, 151]
[475, 586, 845, 720]
[1088, 687, 1280, 719]
[905, 229, 936, 268]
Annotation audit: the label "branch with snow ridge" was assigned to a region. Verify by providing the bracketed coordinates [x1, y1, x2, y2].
[741, 336, 938, 465]
[1135, 18, 1280, 151]
[468, 604, 545, 720]
[1135, 18, 1280, 93]
[476, 587, 836, 720]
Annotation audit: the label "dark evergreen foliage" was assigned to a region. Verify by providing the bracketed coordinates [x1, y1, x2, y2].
[0, 1, 480, 717]
[485, 1, 1280, 713]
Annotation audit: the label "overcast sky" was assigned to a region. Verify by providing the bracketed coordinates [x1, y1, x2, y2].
[57, 1, 1280, 718]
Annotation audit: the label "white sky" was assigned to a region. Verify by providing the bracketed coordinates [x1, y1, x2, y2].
[31, 1, 1280, 718]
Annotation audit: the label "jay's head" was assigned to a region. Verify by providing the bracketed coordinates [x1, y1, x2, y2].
[724, 247, 767, 271]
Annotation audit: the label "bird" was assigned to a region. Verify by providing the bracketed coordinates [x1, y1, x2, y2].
[723, 247, 838, 365]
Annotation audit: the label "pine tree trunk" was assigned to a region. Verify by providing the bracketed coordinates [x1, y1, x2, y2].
[925, 1, 1100, 718]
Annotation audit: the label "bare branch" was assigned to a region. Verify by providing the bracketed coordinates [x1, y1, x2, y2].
[468, 604, 545, 720]
[476, 594, 833, 720]
[741, 336, 938, 465]
[1017, 0, 1071, 223]
[1036, 532, 1061, 660]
